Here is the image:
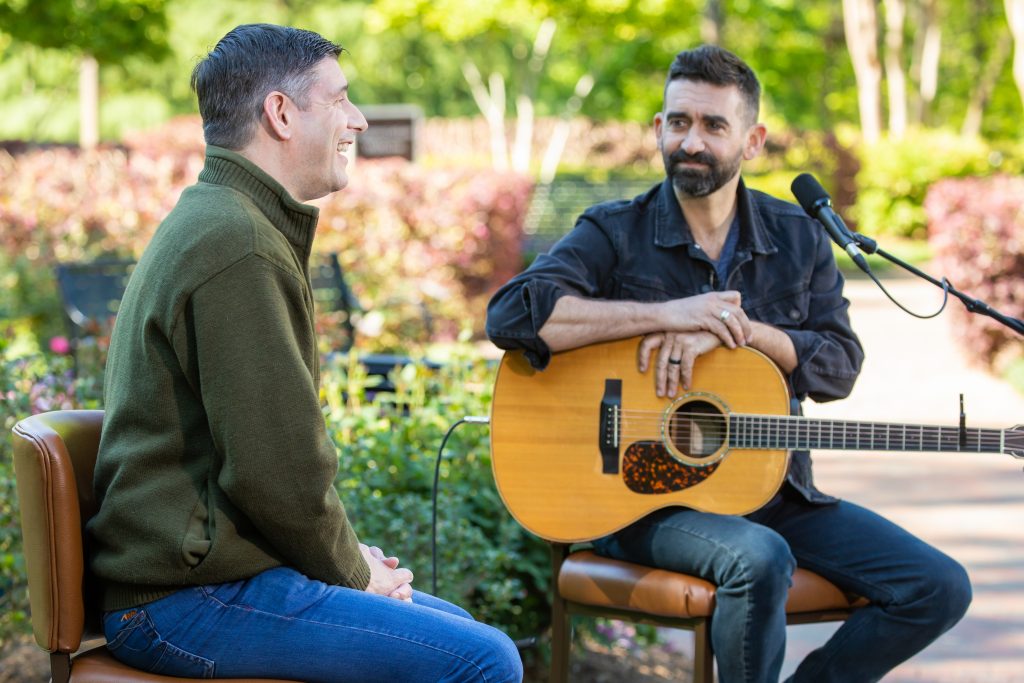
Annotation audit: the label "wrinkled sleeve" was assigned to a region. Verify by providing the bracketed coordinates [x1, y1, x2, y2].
[187, 255, 371, 589]
[783, 234, 864, 403]
[486, 215, 617, 369]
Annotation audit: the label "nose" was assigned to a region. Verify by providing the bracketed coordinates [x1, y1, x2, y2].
[679, 129, 705, 155]
[347, 102, 368, 132]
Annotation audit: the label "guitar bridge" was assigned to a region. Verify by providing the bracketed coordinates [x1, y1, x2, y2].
[599, 379, 622, 473]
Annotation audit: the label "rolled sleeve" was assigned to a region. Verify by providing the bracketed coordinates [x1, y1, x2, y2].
[486, 216, 618, 369]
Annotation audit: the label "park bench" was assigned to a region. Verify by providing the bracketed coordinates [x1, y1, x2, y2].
[54, 254, 422, 393]
[522, 177, 658, 259]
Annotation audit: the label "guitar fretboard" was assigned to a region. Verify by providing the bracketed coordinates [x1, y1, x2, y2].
[729, 415, 1005, 453]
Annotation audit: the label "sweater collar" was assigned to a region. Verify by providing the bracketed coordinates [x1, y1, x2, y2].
[198, 146, 319, 251]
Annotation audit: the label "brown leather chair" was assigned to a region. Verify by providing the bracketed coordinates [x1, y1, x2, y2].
[11, 409, 300, 683]
[549, 543, 867, 683]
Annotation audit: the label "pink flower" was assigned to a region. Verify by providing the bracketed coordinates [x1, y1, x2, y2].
[49, 336, 71, 355]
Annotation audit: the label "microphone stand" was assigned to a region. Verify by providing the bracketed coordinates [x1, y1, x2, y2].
[850, 233, 1024, 336]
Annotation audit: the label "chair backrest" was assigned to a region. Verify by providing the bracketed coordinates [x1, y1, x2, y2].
[11, 410, 105, 655]
[309, 252, 361, 352]
[54, 260, 135, 336]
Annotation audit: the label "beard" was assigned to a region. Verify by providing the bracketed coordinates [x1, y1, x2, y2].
[663, 146, 742, 198]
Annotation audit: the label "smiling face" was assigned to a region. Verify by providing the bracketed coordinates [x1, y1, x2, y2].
[288, 58, 367, 202]
[654, 79, 764, 199]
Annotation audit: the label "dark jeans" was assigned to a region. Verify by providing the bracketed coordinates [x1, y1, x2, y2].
[593, 489, 971, 683]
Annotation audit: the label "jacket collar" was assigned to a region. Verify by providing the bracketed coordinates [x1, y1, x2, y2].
[653, 177, 777, 256]
[198, 146, 320, 253]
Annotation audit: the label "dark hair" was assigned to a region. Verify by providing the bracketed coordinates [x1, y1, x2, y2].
[190, 24, 343, 150]
[666, 45, 760, 124]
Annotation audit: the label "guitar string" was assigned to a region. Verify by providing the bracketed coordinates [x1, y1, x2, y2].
[604, 412, 1009, 447]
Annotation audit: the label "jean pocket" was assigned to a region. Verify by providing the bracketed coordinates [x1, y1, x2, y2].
[103, 608, 215, 678]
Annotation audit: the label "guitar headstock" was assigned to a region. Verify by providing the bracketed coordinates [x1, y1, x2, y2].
[1008, 425, 1024, 459]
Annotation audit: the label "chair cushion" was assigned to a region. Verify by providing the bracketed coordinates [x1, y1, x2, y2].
[558, 550, 865, 620]
[71, 646, 302, 682]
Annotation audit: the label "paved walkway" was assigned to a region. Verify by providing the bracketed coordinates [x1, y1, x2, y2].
[783, 275, 1024, 682]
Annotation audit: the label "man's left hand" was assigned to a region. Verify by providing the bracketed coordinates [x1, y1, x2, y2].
[638, 331, 722, 397]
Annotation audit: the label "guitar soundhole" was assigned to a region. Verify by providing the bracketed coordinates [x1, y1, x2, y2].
[669, 400, 726, 459]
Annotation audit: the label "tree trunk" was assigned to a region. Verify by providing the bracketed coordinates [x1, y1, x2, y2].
[1005, 0, 1024, 114]
[702, 0, 725, 45]
[883, 0, 907, 138]
[462, 62, 509, 170]
[962, 29, 1013, 137]
[79, 54, 99, 150]
[908, 0, 941, 125]
[511, 19, 556, 174]
[539, 74, 594, 183]
[843, 0, 883, 143]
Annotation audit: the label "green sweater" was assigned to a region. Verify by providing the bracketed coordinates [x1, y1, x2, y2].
[88, 147, 372, 610]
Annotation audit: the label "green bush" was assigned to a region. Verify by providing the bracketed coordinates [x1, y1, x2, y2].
[322, 346, 551, 642]
[853, 130, 1024, 239]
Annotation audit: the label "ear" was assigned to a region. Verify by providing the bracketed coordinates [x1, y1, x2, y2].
[262, 91, 295, 141]
[742, 123, 767, 161]
[653, 111, 665, 146]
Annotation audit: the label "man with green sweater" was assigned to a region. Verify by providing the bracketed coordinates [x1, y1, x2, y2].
[88, 23, 522, 682]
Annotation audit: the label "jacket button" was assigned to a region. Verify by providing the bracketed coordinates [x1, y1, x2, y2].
[788, 308, 801, 320]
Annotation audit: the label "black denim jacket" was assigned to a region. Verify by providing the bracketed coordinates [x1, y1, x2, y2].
[486, 178, 865, 503]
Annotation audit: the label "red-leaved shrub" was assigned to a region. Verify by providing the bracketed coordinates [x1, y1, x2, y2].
[925, 176, 1024, 368]
[0, 131, 533, 354]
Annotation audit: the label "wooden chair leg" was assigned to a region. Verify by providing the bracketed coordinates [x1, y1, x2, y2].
[549, 543, 571, 683]
[50, 652, 72, 683]
[692, 618, 714, 683]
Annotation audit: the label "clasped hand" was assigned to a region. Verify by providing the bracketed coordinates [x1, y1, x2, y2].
[640, 291, 752, 397]
[360, 543, 414, 603]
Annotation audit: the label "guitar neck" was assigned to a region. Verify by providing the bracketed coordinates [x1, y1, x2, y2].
[730, 414, 1008, 454]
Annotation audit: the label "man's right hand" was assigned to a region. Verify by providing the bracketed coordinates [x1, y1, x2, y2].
[360, 543, 414, 602]
[661, 291, 751, 348]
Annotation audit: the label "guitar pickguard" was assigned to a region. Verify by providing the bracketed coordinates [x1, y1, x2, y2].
[622, 441, 720, 494]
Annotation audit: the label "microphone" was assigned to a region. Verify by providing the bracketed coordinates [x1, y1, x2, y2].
[791, 173, 871, 274]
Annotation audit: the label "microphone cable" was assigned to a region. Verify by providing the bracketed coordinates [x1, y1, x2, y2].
[431, 415, 490, 596]
[859, 260, 952, 320]
[429, 414, 539, 652]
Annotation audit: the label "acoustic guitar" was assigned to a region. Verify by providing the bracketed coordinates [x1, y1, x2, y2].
[490, 336, 1024, 543]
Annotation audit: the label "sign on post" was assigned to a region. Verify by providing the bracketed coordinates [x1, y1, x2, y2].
[355, 104, 423, 162]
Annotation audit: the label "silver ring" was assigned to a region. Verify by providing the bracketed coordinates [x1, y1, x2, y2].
[668, 358, 682, 365]
[719, 309, 731, 322]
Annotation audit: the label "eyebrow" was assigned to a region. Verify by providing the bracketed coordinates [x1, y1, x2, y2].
[665, 110, 730, 127]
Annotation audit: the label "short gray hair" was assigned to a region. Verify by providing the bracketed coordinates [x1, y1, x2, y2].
[190, 24, 343, 150]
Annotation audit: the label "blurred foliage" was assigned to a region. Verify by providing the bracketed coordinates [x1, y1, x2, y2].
[852, 130, 1024, 238]
[1, 0, 1023, 144]
[0, 0, 169, 63]
[0, 132, 530, 357]
[925, 175, 1024, 369]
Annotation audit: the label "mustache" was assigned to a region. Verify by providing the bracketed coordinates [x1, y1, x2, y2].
[668, 149, 717, 166]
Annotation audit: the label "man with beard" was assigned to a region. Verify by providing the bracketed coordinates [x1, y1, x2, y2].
[485, 45, 970, 682]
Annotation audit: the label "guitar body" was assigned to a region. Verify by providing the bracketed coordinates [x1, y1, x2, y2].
[490, 337, 792, 542]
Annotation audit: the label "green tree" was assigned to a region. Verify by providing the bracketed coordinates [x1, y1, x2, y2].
[0, 0, 169, 147]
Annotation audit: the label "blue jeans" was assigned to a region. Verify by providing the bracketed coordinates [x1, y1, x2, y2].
[593, 487, 971, 683]
[102, 566, 523, 682]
